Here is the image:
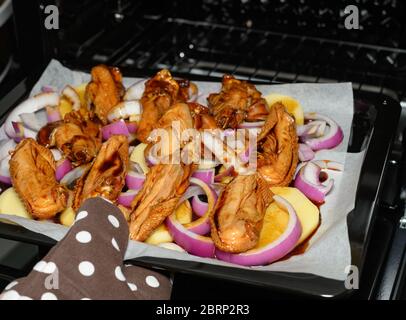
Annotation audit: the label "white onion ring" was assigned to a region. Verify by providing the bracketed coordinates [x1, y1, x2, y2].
[125, 171, 145, 190]
[107, 100, 142, 122]
[5, 93, 60, 138]
[124, 80, 144, 101]
[302, 113, 344, 151]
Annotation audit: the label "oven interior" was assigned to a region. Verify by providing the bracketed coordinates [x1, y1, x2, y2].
[0, 0, 405, 299]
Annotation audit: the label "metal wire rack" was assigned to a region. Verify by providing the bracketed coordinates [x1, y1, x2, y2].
[54, 0, 406, 101]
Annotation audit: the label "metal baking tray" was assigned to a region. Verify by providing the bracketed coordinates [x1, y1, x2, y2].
[0, 80, 400, 298]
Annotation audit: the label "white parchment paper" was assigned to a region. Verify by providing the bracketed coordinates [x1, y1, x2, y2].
[0, 60, 364, 281]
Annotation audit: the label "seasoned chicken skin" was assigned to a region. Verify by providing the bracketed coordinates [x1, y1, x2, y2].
[129, 163, 194, 241]
[86, 65, 124, 124]
[73, 135, 129, 210]
[137, 69, 197, 143]
[257, 103, 298, 186]
[130, 103, 196, 241]
[210, 174, 273, 253]
[9, 138, 68, 220]
[207, 75, 269, 129]
[37, 110, 102, 166]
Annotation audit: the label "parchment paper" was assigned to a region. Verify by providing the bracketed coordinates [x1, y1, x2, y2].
[0, 60, 364, 281]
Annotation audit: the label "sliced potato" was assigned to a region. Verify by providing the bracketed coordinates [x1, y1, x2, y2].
[265, 93, 304, 125]
[257, 201, 289, 248]
[129, 143, 149, 174]
[145, 224, 173, 245]
[271, 187, 320, 245]
[60, 207, 76, 227]
[0, 188, 32, 219]
[74, 83, 88, 108]
[58, 98, 73, 118]
[176, 200, 192, 224]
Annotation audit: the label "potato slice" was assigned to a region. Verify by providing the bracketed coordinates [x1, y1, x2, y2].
[0, 187, 32, 219]
[175, 200, 192, 224]
[58, 98, 73, 118]
[60, 207, 76, 227]
[130, 143, 149, 174]
[271, 187, 320, 245]
[145, 224, 173, 245]
[74, 83, 88, 108]
[257, 201, 289, 248]
[265, 94, 304, 125]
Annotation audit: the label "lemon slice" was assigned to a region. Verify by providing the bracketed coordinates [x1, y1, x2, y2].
[265, 93, 304, 125]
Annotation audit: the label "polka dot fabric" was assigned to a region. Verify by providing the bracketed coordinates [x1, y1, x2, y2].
[0, 197, 171, 300]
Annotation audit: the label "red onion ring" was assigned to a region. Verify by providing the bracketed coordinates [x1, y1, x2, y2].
[191, 168, 215, 185]
[46, 106, 62, 123]
[298, 143, 315, 162]
[294, 161, 334, 203]
[215, 195, 302, 266]
[55, 158, 73, 181]
[302, 113, 344, 151]
[125, 171, 146, 190]
[0, 155, 11, 185]
[118, 189, 140, 207]
[101, 120, 130, 140]
[237, 121, 265, 129]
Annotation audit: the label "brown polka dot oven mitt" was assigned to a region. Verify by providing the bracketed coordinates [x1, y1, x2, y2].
[0, 197, 172, 300]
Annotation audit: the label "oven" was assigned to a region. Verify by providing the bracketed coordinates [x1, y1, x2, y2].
[0, 0, 405, 299]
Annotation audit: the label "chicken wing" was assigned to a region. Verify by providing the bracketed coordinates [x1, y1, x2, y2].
[207, 75, 269, 129]
[210, 174, 273, 253]
[257, 102, 298, 186]
[86, 65, 124, 124]
[72, 135, 129, 210]
[37, 110, 102, 166]
[129, 163, 194, 241]
[9, 138, 68, 220]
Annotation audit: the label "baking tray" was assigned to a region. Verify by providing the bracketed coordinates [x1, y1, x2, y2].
[0, 83, 400, 298]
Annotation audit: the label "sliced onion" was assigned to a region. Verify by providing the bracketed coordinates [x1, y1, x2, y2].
[178, 185, 204, 204]
[126, 121, 137, 134]
[107, 100, 142, 122]
[215, 195, 302, 266]
[125, 171, 146, 190]
[312, 160, 344, 171]
[183, 177, 216, 236]
[191, 195, 208, 218]
[166, 178, 216, 256]
[62, 85, 81, 110]
[41, 85, 57, 93]
[55, 158, 73, 181]
[198, 158, 219, 169]
[237, 121, 265, 129]
[214, 166, 234, 182]
[192, 168, 214, 185]
[129, 160, 144, 174]
[0, 155, 11, 185]
[46, 106, 62, 123]
[298, 143, 315, 162]
[50, 149, 62, 161]
[118, 189, 140, 207]
[0, 139, 16, 161]
[124, 80, 144, 101]
[302, 113, 344, 151]
[60, 164, 90, 185]
[294, 161, 334, 203]
[297, 120, 326, 138]
[166, 216, 215, 258]
[5, 93, 60, 139]
[101, 120, 129, 140]
[201, 131, 247, 174]
[19, 112, 47, 131]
